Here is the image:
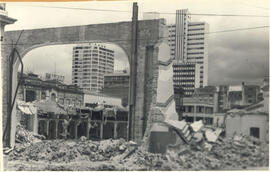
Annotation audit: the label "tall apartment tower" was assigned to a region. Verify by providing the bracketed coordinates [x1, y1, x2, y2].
[169, 9, 209, 94]
[72, 43, 114, 93]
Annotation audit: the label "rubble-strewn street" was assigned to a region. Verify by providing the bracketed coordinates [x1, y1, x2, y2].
[5, 124, 269, 171]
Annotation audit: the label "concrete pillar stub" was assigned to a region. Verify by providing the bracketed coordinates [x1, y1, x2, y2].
[100, 122, 103, 139]
[113, 122, 117, 139]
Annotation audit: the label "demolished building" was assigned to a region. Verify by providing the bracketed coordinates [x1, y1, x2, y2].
[16, 99, 128, 141]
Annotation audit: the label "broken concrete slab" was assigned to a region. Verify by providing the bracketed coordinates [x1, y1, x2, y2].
[190, 120, 203, 132]
[205, 128, 223, 143]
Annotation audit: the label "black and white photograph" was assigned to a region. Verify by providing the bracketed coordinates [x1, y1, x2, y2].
[1, 0, 269, 170]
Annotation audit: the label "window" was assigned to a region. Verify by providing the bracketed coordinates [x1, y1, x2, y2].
[41, 92, 46, 100]
[250, 127, 260, 138]
[51, 93, 56, 101]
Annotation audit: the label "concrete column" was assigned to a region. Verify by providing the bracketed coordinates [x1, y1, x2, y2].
[55, 120, 58, 139]
[194, 105, 197, 121]
[100, 122, 103, 139]
[114, 122, 118, 139]
[74, 122, 78, 139]
[23, 88, 26, 101]
[33, 113, 38, 134]
[46, 120, 50, 139]
[1, 8, 18, 147]
[86, 121, 90, 139]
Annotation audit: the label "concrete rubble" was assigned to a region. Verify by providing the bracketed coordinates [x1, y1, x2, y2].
[5, 121, 269, 171]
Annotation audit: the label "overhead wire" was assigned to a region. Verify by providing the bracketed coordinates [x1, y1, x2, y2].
[8, 4, 270, 18]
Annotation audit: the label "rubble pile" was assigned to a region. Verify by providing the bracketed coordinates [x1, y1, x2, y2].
[7, 121, 269, 171]
[9, 138, 129, 163]
[15, 124, 45, 144]
[163, 136, 269, 170]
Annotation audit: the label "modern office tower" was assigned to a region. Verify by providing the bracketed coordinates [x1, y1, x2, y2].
[187, 22, 209, 87]
[173, 62, 201, 97]
[175, 9, 190, 62]
[169, 9, 209, 96]
[72, 43, 114, 93]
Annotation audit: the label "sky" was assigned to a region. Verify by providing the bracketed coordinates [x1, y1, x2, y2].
[6, 0, 269, 85]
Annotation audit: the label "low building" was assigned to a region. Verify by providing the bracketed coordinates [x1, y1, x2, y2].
[83, 92, 123, 108]
[102, 71, 129, 107]
[225, 100, 268, 143]
[45, 73, 65, 83]
[227, 82, 261, 109]
[182, 96, 214, 125]
[102, 71, 129, 101]
[17, 73, 84, 109]
[17, 99, 128, 140]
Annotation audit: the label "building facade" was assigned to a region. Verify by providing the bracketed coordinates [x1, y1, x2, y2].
[72, 43, 114, 93]
[227, 83, 261, 109]
[225, 100, 268, 143]
[169, 9, 209, 96]
[45, 73, 65, 83]
[103, 71, 129, 102]
[173, 63, 200, 97]
[17, 73, 84, 109]
[182, 96, 214, 125]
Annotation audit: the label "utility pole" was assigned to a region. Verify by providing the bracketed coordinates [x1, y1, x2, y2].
[128, 2, 138, 141]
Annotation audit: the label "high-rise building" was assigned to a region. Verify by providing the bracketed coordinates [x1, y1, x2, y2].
[169, 9, 209, 96]
[187, 22, 209, 87]
[72, 43, 114, 93]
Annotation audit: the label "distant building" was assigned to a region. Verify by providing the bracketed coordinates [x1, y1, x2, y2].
[261, 76, 269, 113]
[169, 9, 209, 89]
[216, 85, 229, 113]
[17, 73, 84, 109]
[83, 93, 123, 108]
[45, 73, 65, 83]
[72, 43, 114, 93]
[182, 96, 214, 125]
[227, 82, 260, 109]
[173, 62, 200, 97]
[103, 71, 129, 104]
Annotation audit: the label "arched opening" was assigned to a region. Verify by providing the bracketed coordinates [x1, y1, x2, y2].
[38, 120, 46, 137]
[15, 42, 130, 141]
[89, 122, 101, 140]
[58, 120, 64, 139]
[48, 120, 57, 139]
[103, 122, 114, 139]
[68, 120, 76, 139]
[77, 121, 88, 138]
[51, 93, 56, 102]
[4, 19, 164, 147]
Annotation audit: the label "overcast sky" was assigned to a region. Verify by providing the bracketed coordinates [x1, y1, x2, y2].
[6, 0, 269, 85]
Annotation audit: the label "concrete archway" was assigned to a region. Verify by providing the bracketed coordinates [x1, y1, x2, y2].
[2, 19, 167, 146]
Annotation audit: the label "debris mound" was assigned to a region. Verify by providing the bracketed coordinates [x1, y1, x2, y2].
[15, 124, 45, 144]
[7, 122, 269, 171]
